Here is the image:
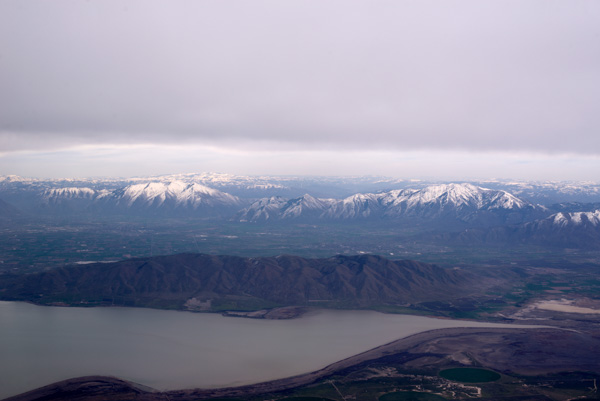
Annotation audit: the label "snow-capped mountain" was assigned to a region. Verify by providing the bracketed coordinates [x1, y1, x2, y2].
[112, 181, 241, 210]
[124, 173, 415, 198]
[376, 183, 535, 223]
[130, 173, 287, 192]
[0, 175, 35, 185]
[523, 210, 600, 248]
[3, 173, 600, 203]
[3, 173, 600, 249]
[237, 194, 336, 221]
[549, 210, 600, 228]
[521, 209, 600, 249]
[2, 173, 599, 225]
[36, 181, 242, 211]
[0, 178, 244, 217]
[237, 196, 289, 222]
[476, 180, 600, 203]
[321, 193, 383, 219]
[236, 183, 540, 225]
[279, 194, 336, 219]
[453, 209, 600, 249]
[90, 181, 244, 217]
[386, 183, 525, 209]
[42, 187, 97, 204]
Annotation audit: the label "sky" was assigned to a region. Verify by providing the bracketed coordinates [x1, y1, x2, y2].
[1, 0, 599, 181]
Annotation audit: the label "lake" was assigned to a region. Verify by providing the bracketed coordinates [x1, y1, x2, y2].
[0, 301, 530, 399]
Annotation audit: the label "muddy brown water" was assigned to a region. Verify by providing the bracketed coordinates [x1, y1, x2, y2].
[0, 301, 535, 399]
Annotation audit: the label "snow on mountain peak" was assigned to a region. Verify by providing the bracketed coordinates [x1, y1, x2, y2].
[44, 187, 95, 198]
[42, 187, 96, 203]
[413, 183, 484, 206]
[118, 181, 240, 208]
[280, 194, 335, 219]
[552, 210, 600, 227]
[378, 183, 530, 216]
[237, 196, 288, 222]
[121, 182, 167, 206]
[0, 175, 36, 184]
[323, 193, 382, 219]
[235, 183, 534, 222]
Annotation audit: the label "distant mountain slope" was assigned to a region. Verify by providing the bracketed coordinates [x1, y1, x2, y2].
[477, 180, 600, 203]
[452, 210, 600, 249]
[0, 197, 20, 217]
[0, 253, 480, 310]
[39, 187, 100, 213]
[549, 202, 600, 214]
[516, 210, 600, 248]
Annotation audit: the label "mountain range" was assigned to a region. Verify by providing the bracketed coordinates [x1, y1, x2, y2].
[239, 183, 542, 226]
[2, 173, 600, 249]
[0, 253, 482, 310]
[0, 177, 546, 223]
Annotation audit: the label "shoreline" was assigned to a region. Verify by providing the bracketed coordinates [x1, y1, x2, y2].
[3, 325, 560, 401]
[167, 326, 556, 400]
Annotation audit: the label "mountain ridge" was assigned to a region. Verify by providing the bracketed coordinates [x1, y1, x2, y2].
[2, 175, 600, 248]
[238, 183, 542, 225]
[0, 253, 483, 311]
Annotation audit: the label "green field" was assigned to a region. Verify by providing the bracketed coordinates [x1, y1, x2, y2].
[439, 368, 500, 383]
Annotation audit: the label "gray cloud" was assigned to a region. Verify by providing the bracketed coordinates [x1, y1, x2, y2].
[1, 0, 600, 154]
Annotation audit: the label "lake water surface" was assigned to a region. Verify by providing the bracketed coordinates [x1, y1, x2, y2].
[0, 301, 530, 399]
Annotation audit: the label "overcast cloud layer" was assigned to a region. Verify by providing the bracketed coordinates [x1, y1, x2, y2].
[0, 1, 599, 179]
